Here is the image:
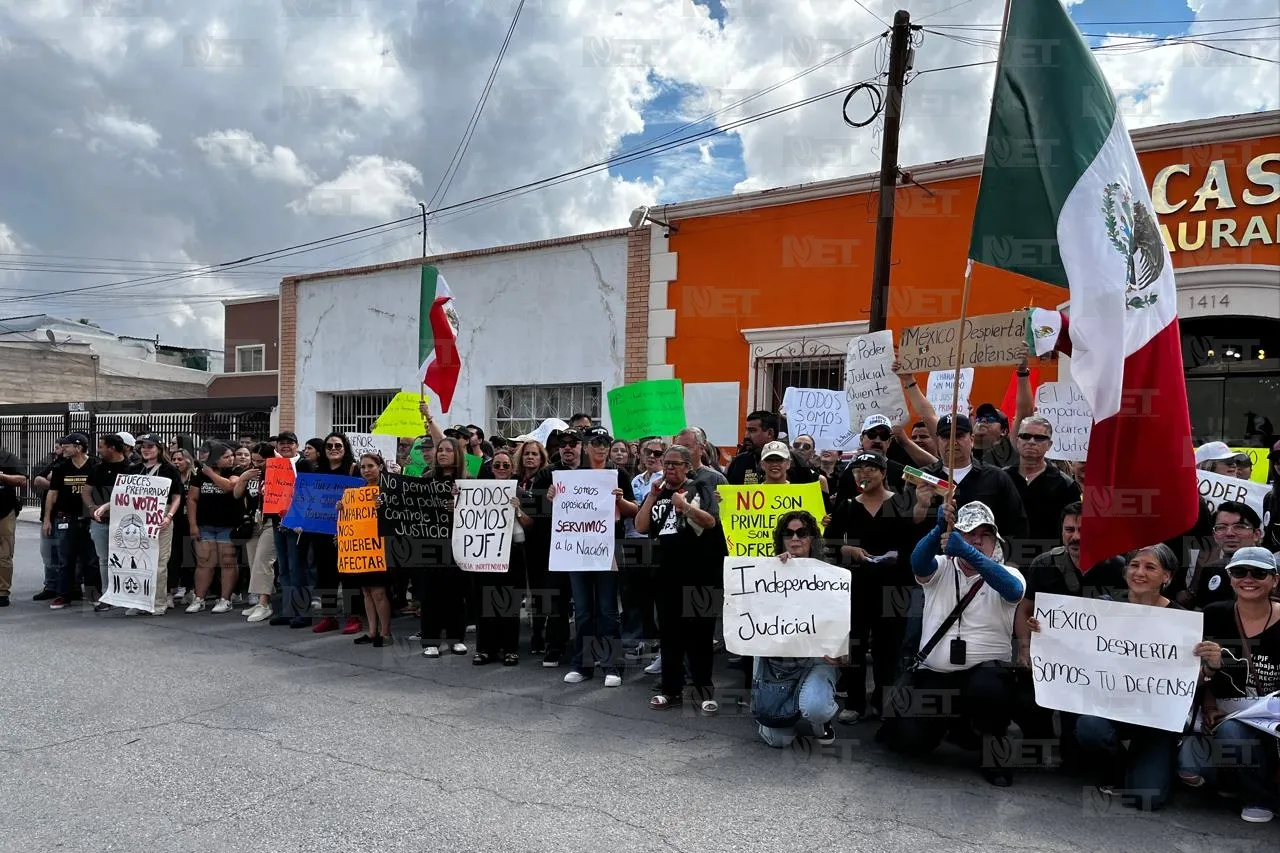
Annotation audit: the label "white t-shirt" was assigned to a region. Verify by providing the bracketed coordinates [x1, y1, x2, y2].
[918, 555, 1024, 673]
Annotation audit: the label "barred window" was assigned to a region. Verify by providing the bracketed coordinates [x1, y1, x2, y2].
[331, 391, 398, 435]
[489, 382, 602, 438]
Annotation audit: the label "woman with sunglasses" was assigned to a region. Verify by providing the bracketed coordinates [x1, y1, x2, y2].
[232, 442, 279, 623]
[635, 444, 721, 711]
[622, 437, 666, 657]
[1180, 547, 1280, 823]
[307, 433, 361, 634]
[752, 510, 845, 747]
[473, 449, 523, 665]
[420, 436, 471, 658]
[349, 452, 394, 647]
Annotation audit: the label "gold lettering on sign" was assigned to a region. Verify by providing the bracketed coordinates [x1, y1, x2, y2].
[1152, 164, 1191, 215]
[1149, 153, 1280, 253]
[1190, 159, 1237, 213]
[1243, 153, 1280, 206]
[1162, 216, 1278, 253]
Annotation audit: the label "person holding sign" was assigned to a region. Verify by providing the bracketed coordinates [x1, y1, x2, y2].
[419, 437, 470, 659]
[471, 449, 523, 665]
[1026, 544, 1191, 810]
[231, 443, 279, 624]
[184, 443, 242, 614]
[307, 433, 362, 636]
[887, 501, 1026, 788]
[350, 453, 393, 647]
[750, 511, 846, 747]
[635, 443, 723, 712]
[1180, 547, 1280, 824]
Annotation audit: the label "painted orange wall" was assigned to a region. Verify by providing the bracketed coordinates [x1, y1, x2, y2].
[666, 134, 1280, 422]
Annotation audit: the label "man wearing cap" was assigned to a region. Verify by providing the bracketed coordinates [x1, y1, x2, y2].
[117, 432, 141, 467]
[972, 403, 1017, 469]
[888, 499, 1026, 787]
[264, 430, 317, 626]
[42, 433, 99, 609]
[0, 442, 28, 607]
[834, 415, 909, 501]
[85, 433, 140, 611]
[727, 410, 819, 487]
[923, 414, 1028, 546]
[759, 440, 792, 485]
[527, 429, 585, 667]
[30, 441, 66, 600]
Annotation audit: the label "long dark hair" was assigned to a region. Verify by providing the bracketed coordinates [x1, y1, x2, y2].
[251, 442, 277, 462]
[772, 510, 821, 558]
[317, 432, 355, 474]
[205, 441, 235, 471]
[431, 436, 469, 480]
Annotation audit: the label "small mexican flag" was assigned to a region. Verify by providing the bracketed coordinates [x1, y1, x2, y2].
[967, 0, 1197, 571]
[418, 265, 461, 413]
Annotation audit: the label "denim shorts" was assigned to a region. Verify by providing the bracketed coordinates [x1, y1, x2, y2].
[199, 526, 233, 543]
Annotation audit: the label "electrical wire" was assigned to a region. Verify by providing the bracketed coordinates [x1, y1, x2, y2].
[850, 0, 889, 29]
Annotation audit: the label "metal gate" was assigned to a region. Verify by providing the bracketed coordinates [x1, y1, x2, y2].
[751, 339, 846, 413]
[330, 391, 399, 435]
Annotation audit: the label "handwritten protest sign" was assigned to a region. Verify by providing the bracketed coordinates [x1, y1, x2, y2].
[926, 368, 973, 417]
[782, 387, 856, 451]
[347, 432, 398, 464]
[1196, 469, 1269, 519]
[717, 482, 826, 557]
[98, 474, 171, 612]
[1229, 446, 1270, 484]
[845, 330, 907, 426]
[607, 379, 687, 440]
[549, 469, 617, 572]
[1030, 593, 1203, 732]
[1036, 381, 1093, 462]
[453, 481, 517, 572]
[336, 486, 386, 574]
[377, 472, 452, 540]
[723, 556, 851, 657]
[281, 473, 363, 535]
[262, 457, 296, 515]
[897, 311, 1028, 373]
[371, 392, 429, 437]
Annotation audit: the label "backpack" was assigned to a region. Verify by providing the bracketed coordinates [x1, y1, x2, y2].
[751, 658, 809, 728]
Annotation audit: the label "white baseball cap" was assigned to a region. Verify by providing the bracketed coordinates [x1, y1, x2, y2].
[116, 432, 136, 447]
[1194, 441, 1235, 465]
[861, 414, 892, 434]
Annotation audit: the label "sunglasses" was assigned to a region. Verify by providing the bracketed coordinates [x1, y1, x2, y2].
[325, 443, 344, 450]
[492, 462, 512, 469]
[587, 438, 611, 447]
[975, 415, 1002, 424]
[1017, 433, 1051, 443]
[1228, 566, 1276, 580]
[782, 528, 811, 539]
[864, 429, 891, 441]
[792, 443, 813, 451]
[560, 439, 580, 447]
[644, 449, 664, 457]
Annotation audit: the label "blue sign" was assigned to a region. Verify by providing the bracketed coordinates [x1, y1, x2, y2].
[281, 474, 364, 534]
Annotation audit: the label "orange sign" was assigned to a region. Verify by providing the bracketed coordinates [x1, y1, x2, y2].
[262, 458, 296, 516]
[337, 486, 386, 574]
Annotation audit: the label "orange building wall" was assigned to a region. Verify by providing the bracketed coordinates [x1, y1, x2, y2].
[666, 135, 1280, 422]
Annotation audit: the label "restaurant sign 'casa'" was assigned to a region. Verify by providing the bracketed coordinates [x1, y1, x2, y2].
[1150, 153, 1280, 253]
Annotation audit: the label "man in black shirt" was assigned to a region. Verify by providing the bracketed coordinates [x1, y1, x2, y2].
[42, 433, 99, 608]
[31, 444, 65, 600]
[1187, 501, 1264, 610]
[86, 433, 138, 610]
[924, 414, 1027, 542]
[834, 414, 915, 501]
[1002, 415, 1081, 566]
[528, 430, 583, 667]
[0, 444, 28, 607]
[972, 402, 1017, 469]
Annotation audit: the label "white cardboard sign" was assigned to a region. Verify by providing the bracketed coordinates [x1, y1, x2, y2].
[1196, 469, 1270, 521]
[845, 330, 908, 427]
[347, 432, 398, 464]
[1036, 380, 1093, 462]
[549, 469, 617, 572]
[723, 556, 851, 658]
[926, 368, 974, 417]
[782, 387, 857, 451]
[99, 474, 172, 613]
[453, 481, 517, 572]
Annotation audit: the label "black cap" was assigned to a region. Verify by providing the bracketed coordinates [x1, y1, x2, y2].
[936, 414, 973, 436]
[557, 429, 582, 446]
[851, 450, 888, 470]
[57, 433, 89, 448]
[583, 426, 612, 444]
[275, 431, 299, 444]
[135, 433, 163, 446]
[443, 427, 466, 440]
[974, 403, 1008, 425]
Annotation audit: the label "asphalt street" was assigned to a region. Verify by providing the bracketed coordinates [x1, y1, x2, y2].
[1, 518, 1274, 853]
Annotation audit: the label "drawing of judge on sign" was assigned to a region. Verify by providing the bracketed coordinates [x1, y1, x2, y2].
[98, 474, 172, 613]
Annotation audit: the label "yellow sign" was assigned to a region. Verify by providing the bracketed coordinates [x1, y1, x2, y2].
[1229, 447, 1270, 485]
[371, 392, 431, 437]
[717, 482, 827, 558]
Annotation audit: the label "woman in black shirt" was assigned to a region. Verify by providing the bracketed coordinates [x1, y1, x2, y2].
[233, 442, 277, 623]
[134, 434, 184, 615]
[308, 433, 360, 635]
[420, 437, 470, 658]
[185, 443, 241, 614]
[350, 452, 393, 647]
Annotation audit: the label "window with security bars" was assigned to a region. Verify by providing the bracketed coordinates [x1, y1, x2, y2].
[331, 391, 398, 435]
[489, 382, 602, 438]
[759, 357, 845, 413]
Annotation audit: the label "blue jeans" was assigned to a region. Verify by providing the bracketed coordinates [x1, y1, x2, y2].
[1179, 719, 1279, 811]
[757, 663, 839, 748]
[1075, 715, 1177, 810]
[569, 571, 620, 675]
[273, 526, 311, 618]
[52, 515, 97, 597]
[90, 520, 110, 591]
[40, 526, 57, 591]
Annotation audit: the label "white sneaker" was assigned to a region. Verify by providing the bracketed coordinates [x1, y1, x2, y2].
[241, 605, 256, 616]
[174, 587, 187, 602]
[451, 643, 468, 655]
[164, 595, 175, 610]
[466, 624, 477, 634]
[563, 671, 588, 684]
[246, 604, 273, 623]
[185, 598, 205, 614]
[1241, 806, 1274, 823]
[604, 674, 622, 688]
[211, 599, 233, 614]
[311, 597, 322, 610]
[644, 654, 662, 675]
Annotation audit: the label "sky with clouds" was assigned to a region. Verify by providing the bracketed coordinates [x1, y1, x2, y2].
[0, 0, 1276, 349]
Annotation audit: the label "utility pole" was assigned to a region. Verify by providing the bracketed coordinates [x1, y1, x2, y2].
[867, 10, 913, 333]
[418, 202, 428, 258]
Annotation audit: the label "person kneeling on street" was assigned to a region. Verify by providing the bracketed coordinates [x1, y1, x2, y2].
[885, 500, 1025, 787]
[752, 511, 847, 748]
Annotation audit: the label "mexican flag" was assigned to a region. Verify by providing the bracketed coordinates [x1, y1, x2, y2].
[418, 265, 461, 413]
[968, 0, 1197, 571]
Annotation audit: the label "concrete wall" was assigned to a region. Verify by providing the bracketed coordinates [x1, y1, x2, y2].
[291, 234, 628, 436]
[0, 346, 209, 404]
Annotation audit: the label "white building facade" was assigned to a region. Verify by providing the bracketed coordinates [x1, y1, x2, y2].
[280, 229, 633, 440]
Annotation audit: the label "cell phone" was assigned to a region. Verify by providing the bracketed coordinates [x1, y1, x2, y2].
[950, 637, 967, 666]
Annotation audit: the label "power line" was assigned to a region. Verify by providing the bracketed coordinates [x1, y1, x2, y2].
[850, 0, 890, 29]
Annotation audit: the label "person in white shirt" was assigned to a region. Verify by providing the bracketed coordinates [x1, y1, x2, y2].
[885, 500, 1026, 788]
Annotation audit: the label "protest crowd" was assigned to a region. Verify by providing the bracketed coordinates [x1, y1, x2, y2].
[2, 364, 1279, 825]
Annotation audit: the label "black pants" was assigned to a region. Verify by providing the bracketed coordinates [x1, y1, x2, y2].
[885, 661, 1019, 767]
[417, 564, 467, 646]
[654, 567, 718, 700]
[525, 550, 571, 655]
[475, 546, 524, 656]
[618, 539, 659, 649]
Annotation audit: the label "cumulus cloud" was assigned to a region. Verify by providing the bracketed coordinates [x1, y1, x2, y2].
[289, 155, 422, 219]
[88, 112, 161, 149]
[194, 129, 314, 185]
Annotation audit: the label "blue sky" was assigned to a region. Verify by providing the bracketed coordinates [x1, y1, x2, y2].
[611, 0, 1201, 201]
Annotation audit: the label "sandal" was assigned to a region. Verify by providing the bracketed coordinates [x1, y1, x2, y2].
[650, 694, 683, 710]
[700, 699, 719, 715]
[502, 653, 519, 666]
[473, 653, 493, 666]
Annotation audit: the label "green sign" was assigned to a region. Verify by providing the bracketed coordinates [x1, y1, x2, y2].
[465, 453, 484, 477]
[607, 378, 687, 441]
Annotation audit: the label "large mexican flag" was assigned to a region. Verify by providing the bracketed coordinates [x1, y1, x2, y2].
[968, 0, 1198, 570]
[418, 265, 461, 413]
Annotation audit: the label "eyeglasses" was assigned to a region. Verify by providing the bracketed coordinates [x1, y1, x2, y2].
[1017, 433, 1052, 443]
[662, 461, 686, 468]
[1213, 522, 1256, 533]
[1228, 566, 1276, 580]
[560, 440, 580, 447]
[325, 443, 344, 450]
[782, 528, 811, 539]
